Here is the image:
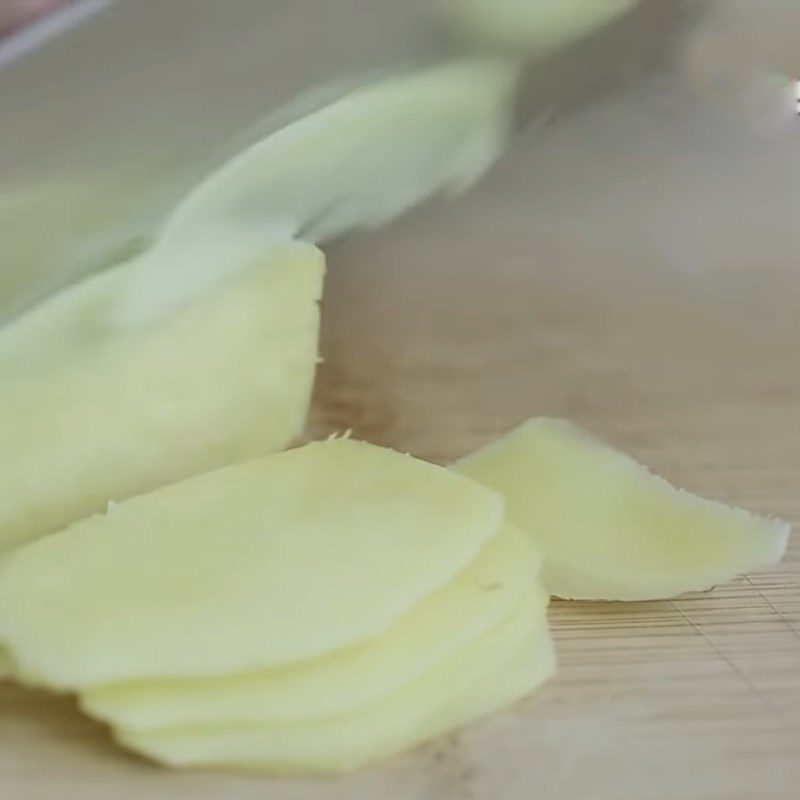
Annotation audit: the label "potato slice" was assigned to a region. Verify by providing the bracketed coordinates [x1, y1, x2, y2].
[0, 439, 503, 689]
[455, 418, 790, 600]
[81, 525, 542, 729]
[114, 590, 554, 774]
[0, 235, 323, 553]
[160, 60, 518, 251]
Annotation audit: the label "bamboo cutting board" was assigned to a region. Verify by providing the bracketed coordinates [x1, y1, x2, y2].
[2, 54, 799, 800]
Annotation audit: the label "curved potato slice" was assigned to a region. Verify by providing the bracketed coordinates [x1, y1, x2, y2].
[81, 526, 543, 729]
[0, 236, 322, 553]
[160, 60, 518, 249]
[455, 418, 790, 600]
[0, 440, 503, 689]
[114, 590, 555, 774]
[116, 59, 518, 326]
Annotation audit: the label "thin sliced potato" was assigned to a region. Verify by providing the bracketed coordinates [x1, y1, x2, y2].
[161, 60, 518, 250]
[0, 236, 323, 553]
[82, 526, 543, 729]
[115, 590, 554, 774]
[455, 417, 790, 600]
[0, 439, 503, 689]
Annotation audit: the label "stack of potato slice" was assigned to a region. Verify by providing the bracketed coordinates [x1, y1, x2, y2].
[0, 422, 789, 772]
[0, 439, 555, 773]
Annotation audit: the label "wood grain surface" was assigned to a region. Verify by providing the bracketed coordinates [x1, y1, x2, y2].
[2, 48, 799, 800]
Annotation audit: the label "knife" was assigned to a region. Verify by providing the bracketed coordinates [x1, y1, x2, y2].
[0, 0, 690, 322]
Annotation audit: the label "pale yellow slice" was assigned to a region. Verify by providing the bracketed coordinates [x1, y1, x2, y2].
[0, 235, 323, 553]
[161, 60, 518, 252]
[455, 418, 790, 600]
[0, 439, 503, 689]
[81, 525, 542, 729]
[114, 591, 555, 774]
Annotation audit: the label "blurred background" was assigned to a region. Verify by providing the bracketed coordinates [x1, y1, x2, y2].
[0, 0, 66, 36]
[1, 2, 798, 799]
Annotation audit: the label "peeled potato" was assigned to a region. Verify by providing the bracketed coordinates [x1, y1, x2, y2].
[0, 235, 323, 553]
[81, 525, 542, 729]
[455, 418, 790, 600]
[114, 590, 555, 774]
[0, 439, 503, 689]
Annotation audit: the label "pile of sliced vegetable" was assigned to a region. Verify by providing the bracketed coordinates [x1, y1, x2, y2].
[0, 2, 791, 776]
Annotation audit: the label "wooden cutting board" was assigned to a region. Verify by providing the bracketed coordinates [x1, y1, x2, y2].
[1, 65, 798, 800]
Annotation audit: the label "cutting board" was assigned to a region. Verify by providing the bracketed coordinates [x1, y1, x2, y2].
[2, 50, 799, 800]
